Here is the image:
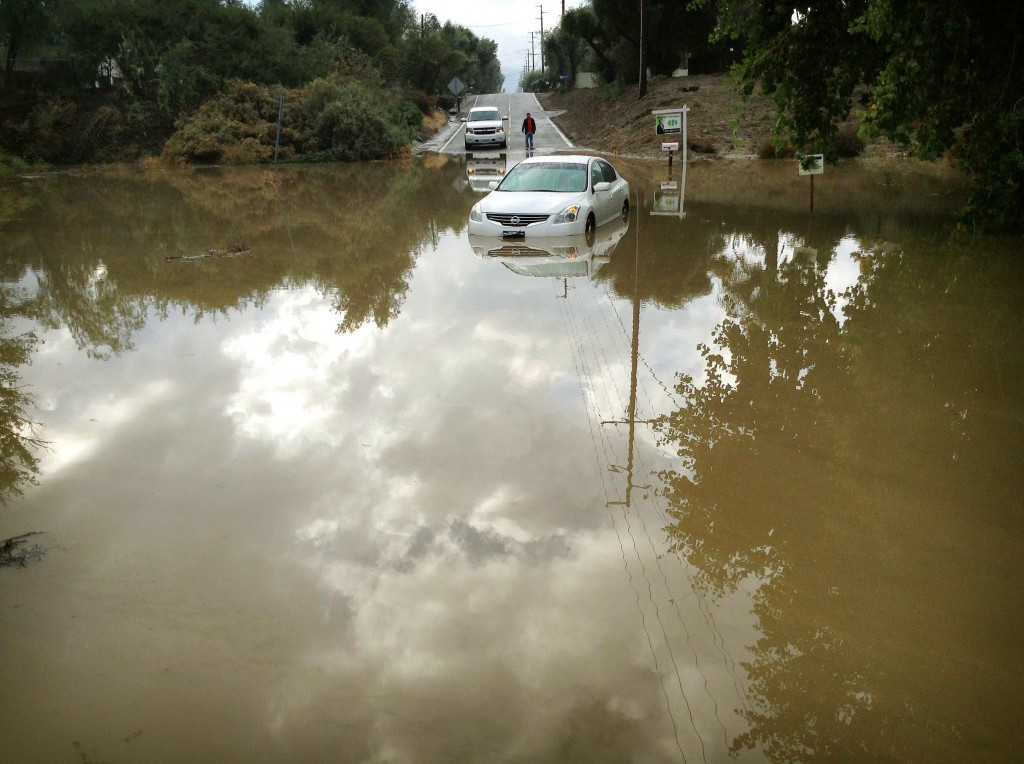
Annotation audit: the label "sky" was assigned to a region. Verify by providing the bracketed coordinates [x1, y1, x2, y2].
[411, 0, 589, 92]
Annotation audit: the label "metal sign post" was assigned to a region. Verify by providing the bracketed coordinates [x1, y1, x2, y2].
[448, 77, 465, 112]
[798, 153, 824, 212]
[652, 106, 689, 177]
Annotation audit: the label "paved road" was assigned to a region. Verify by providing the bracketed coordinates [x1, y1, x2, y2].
[421, 91, 574, 162]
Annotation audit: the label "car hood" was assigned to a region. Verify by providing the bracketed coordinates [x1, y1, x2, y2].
[467, 119, 504, 129]
[477, 190, 585, 215]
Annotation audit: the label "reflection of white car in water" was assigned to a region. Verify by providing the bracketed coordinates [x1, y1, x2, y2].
[469, 214, 629, 279]
[466, 152, 507, 193]
[468, 155, 630, 238]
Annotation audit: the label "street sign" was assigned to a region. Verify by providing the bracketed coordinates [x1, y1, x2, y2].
[448, 77, 465, 96]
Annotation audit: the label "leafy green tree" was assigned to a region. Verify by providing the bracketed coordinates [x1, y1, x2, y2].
[560, 6, 618, 83]
[559, 0, 725, 87]
[542, 25, 588, 88]
[708, 0, 1024, 230]
[1, 0, 54, 87]
[0, 327, 43, 504]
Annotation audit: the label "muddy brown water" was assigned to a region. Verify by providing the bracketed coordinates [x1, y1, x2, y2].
[1, 157, 1021, 763]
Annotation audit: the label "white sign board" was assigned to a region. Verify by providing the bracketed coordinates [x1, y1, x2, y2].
[652, 190, 680, 214]
[654, 111, 683, 135]
[798, 154, 824, 175]
[448, 77, 465, 96]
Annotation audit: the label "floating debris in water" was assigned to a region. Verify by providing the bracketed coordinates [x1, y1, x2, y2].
[0, 532, 45, 568]
[166, 244, 251, 262]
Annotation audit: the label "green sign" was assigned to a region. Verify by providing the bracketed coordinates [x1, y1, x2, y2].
[655, 112, 682, 135]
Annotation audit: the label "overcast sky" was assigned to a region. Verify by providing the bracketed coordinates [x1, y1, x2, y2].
[411, 0, 588, 92]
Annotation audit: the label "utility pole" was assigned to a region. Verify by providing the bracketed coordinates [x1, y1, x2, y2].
[638, 0, 648, 98]
[538, 5, 546, 74]
[604, 207, 650, 509]
[529, 32, 536, 71]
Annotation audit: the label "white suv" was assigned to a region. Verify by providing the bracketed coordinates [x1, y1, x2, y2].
[463, 106, 508, 150]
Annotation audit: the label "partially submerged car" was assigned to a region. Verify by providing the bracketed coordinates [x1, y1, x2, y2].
[462, 106, 508, 150]
[467, 155, 630, 238]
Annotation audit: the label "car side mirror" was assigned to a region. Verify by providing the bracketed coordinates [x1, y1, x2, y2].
[461, 118, 467, 122]
[502, 116, 509, 120]
[488, 180, 500, 189]
[593, 181, 611, 193]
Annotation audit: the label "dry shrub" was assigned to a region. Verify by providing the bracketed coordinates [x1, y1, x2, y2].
[758, 139, 797, 159]
[689, 137, 717, 154]
[836, 123, 866, 157]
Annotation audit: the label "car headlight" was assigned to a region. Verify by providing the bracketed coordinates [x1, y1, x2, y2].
[497, 127, 504, 134]
[470, 203, 483, 222]
[466, 128, 474, 134]
[553, 204, 581, 224]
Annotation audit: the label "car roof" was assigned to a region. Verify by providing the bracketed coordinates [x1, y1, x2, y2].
[513, 154, 599, 167]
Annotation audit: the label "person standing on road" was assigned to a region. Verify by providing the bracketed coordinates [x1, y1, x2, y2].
[522, 112, 537, 149]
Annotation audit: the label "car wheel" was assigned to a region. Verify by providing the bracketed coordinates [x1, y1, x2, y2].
[464, 141, 470, 151]
[501, 139, 507, 149]
[585, 213, 596, 245]
[621, 199, 630, 219]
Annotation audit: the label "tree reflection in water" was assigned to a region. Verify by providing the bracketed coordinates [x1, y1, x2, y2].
[653, 232, 1024, 762]
[0, 281, 46, 563]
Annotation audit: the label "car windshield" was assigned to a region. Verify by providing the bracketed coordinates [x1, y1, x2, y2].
[470, 109, 500, 122]
[497, 162, 588, 193]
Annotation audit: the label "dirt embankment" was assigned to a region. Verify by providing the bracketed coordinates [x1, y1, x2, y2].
[538, 73, 897, 161]
[539, 74, 776, 159]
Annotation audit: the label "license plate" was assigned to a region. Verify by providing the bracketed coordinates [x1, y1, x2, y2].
[502, 230, 524, 238]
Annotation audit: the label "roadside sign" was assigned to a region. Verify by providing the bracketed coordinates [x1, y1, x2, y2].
[448, 77, 465, 96]
[653, 189, 680, 214]
[653, 110, 682, 135]
[798, 154, 824, 175]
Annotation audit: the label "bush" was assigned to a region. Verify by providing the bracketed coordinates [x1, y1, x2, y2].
[403, 89, 434, 115]
[390, 100, 423, 133]
[291, 75, 409, 161]
[162, 81, 283, 164]
[18, 96, 79, 162]
[435, 92, 455, 112]
[835, 123, 866, 157]
[758, 138, 797, 159]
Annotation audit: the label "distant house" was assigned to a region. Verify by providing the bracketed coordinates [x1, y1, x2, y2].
[95, 57, 123, 88]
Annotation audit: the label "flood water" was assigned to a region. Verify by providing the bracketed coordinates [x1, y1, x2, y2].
[1, 156, 1021, 763]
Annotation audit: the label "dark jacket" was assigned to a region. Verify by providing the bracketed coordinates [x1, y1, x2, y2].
[522, 116, 537, 134]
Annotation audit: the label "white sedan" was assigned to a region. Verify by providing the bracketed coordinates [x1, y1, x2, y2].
[467, 155, 630, 238]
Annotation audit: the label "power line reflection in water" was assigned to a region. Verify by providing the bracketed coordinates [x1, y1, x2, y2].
[555, 191, 756, 762]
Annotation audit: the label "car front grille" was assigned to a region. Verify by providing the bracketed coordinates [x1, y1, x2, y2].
[485, 213, 549, 227]
[486, 245, 551, 258]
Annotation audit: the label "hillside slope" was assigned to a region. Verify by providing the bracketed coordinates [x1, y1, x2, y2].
[539, 73, 895, 161]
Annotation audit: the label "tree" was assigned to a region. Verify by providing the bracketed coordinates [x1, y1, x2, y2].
[708, 0, 1024, 230]
[543, 24, 588, 89]
[1, 0, 53, 87]
[560, 6, 617, 83]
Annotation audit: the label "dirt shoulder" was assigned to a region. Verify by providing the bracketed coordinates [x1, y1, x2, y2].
[538, 73, 896, 161]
